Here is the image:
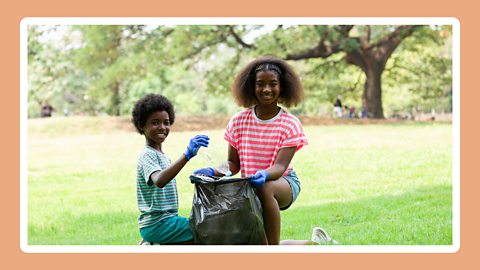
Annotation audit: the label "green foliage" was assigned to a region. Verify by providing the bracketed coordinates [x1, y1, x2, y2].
[74, 26, 131, 115]
[27, 24, 453, 118]
[383, 26, 452, 115]
[255, 25, 321, 57]
[28, 26, 90, 117]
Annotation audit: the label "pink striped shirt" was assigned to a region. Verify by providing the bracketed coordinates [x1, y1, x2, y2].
[224, 107, 308, 177]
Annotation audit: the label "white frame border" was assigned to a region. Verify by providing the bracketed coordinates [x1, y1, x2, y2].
[20, 17, 460, 253]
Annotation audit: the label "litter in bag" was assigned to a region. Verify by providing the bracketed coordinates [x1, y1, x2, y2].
[189, 174, 264, 245]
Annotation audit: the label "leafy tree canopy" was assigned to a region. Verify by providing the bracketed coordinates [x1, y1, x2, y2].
[27, 24, 452, 119]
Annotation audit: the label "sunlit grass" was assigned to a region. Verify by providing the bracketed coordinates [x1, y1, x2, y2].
[27, 117, 452, 245]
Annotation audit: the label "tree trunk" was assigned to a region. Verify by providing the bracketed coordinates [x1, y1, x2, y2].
[346, 51, 385, 119]
[111, 82, 120, 116]
[363, 63, 384, 118]
[285, 26, 420, 119]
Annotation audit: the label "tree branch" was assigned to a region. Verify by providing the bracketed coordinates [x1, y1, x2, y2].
[228, 26, 255, 49]
[335, 25, 354, 36]
[286, 40, 341, 60]
[286, 25, 353, 60]
[345, 50, 368, 73]
[306, 56, 346, 75]
[347, 71, 363, 92]
[359, 25, 371, 50]
[369, 25, 422, 64]
[369, 25, 420, 49]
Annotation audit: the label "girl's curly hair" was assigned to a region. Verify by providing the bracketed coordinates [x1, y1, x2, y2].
[232, 56, 304, 108]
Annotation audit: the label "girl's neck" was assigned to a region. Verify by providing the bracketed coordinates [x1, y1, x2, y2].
[254, 104, 281, 120]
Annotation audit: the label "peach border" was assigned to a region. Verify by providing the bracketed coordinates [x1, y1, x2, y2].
[3, 0, 476, 269]
[19, 17, 460, 254]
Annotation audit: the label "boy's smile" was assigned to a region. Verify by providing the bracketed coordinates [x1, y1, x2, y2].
[143, 111, 171, 149]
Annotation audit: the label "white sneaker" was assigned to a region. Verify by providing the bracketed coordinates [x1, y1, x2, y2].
[139, 239, 161, 245]
[311, 226, 337, 245]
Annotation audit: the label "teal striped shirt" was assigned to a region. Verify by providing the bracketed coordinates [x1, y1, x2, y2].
[136, 145, 178, 228]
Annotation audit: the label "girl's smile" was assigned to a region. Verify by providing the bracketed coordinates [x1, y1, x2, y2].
[255, 70, 281, 105]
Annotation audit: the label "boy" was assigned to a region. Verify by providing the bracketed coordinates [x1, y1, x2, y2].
[132, 94, 209, 244]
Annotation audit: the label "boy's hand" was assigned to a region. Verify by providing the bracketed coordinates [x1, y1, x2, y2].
[193, 167, 215, 176]
[184, 135, 210, 161]
[250, 170, 269, 188]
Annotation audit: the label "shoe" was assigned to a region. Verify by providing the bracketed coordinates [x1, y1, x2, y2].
[139, 239, 152, 245]
[311, 226, 338, 245]
[138, 239, 161, 245]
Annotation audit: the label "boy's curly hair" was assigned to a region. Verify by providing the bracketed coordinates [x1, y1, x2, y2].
[131, 94, 175, 134]
[232, 56, 304, 108]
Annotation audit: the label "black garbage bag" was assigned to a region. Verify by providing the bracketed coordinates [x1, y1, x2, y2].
[189, 174, 264, 245]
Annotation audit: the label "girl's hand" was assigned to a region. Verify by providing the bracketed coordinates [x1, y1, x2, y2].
[193, 167, 215, 176]
[184, 135, 210, 161]
[250, 170, 269, 188]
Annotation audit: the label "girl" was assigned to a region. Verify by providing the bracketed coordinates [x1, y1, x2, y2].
[195, 56, 322, 245]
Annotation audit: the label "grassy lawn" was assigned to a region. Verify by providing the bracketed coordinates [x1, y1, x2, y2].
[27, 116, 453, 245]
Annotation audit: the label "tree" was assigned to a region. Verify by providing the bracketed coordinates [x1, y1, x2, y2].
[28, 25, 90, 117]
[27, 24, 451, 118]
[382, 26, 452, 115]
[74, 25, 166, 115]
[278, 25, 421, 118]
[196, 25, 427, 118]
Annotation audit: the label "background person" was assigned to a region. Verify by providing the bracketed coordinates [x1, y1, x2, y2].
[334, 95, 342, 118]
[40, 101, 54, 117]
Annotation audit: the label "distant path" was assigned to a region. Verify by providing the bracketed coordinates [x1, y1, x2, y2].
[113, 115, 449, 132]
[28, 115, 452, 136]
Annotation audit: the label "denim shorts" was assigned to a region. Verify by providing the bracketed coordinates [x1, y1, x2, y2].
[280, 169, 301, 211]
[140, 215, 193, 244]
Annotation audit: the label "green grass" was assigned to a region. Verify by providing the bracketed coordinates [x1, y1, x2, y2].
[27, 116, 453, 245]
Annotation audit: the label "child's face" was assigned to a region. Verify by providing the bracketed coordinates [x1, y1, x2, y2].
[143, 111, 171, 146]
[254, 70, 281, 106]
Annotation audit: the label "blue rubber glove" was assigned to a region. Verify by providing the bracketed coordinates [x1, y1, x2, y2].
[184, 135, 209, 161]
[193, 167, 215, 176]
[250, 170, 269, 188]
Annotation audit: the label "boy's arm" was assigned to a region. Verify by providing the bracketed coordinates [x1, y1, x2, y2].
[150, 155, 188, 188]
[151, 135, 209, 188]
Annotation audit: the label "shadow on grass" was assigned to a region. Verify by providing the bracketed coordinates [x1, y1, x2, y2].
[28, 185, 452, 245]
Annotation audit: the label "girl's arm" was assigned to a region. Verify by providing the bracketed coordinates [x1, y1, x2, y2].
[226, 143, 241, 176]
[150, 155, 188, 188]
[264, 146, 296, 180]
[227, 145, 297, 179]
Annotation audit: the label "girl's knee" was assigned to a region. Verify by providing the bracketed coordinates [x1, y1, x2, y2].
[256, 178, 293, 207]
[256, 181, 277, 199]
